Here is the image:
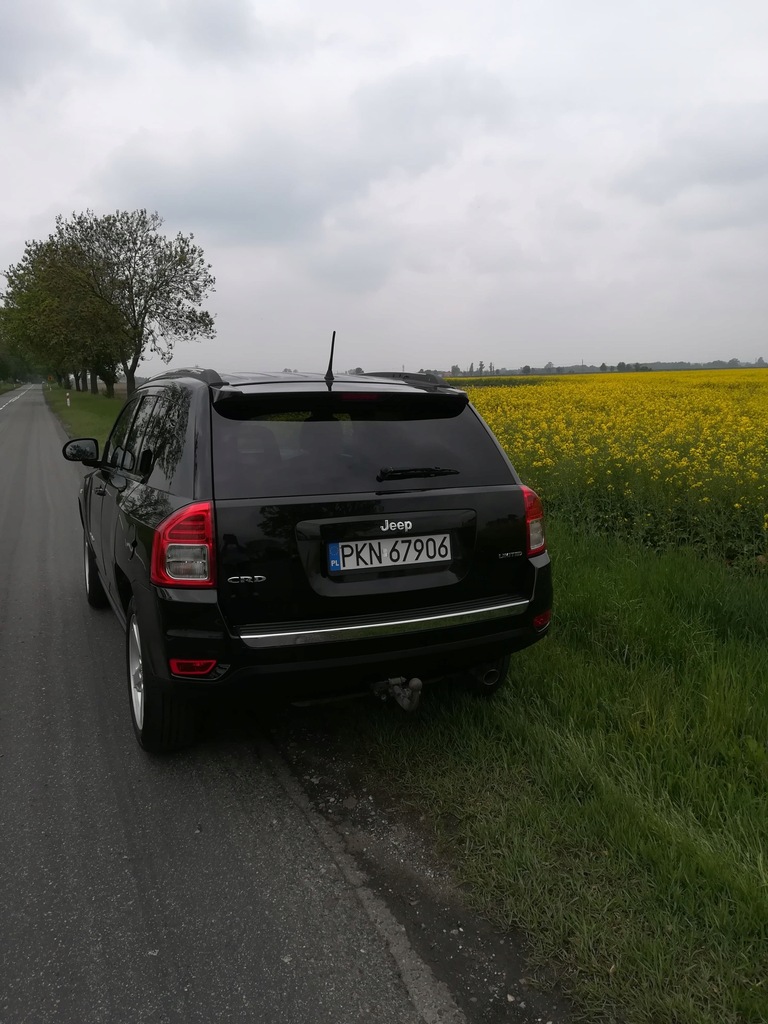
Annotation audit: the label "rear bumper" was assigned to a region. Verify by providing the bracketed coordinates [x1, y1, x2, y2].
[155, 612, 548, 701]
[219, 619, 548, 699]
[136, 566, 552, 700]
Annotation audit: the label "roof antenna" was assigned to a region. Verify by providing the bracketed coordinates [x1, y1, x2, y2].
[324, 330, 336, 390]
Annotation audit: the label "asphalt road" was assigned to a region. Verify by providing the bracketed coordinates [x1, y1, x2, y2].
[0, 386, 464, 1024]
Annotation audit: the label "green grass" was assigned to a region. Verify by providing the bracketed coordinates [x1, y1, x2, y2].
[44, 385, 124, 447]
[0, 381, 21, 396]
[49, 391, 768, 1022]
[316, 522, 768, 1024]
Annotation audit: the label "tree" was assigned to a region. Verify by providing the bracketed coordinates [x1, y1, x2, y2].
[450, 364, 461, 376]
[600, 362, 607, 372]
[477, 360, 485, 375]
[61, 209, 216, 394]
[2, 236, 125, 392]
[3, 210, 216, 396]
[0, 333, 35, 381]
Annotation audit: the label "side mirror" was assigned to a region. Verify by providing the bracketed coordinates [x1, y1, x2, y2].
[62, 438, 100, 466]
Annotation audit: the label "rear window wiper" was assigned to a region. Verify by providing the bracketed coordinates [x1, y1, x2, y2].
[376, 466, 460, 482]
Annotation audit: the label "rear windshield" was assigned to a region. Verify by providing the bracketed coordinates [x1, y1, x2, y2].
[211, 395, 512, 498]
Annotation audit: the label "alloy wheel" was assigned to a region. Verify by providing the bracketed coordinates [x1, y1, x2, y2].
[128, 615, 144, 730]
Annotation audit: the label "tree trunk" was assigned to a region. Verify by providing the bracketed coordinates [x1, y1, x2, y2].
[90, 368, 99, 395]
[74, 373, 81, 392]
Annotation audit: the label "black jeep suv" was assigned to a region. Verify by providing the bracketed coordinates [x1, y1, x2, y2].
[63, 368, 552, 752]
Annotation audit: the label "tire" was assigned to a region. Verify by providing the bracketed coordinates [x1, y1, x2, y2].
[126, 599, 198, 753]
[464, 655, 511, 697]
[84, 532, 109, 609]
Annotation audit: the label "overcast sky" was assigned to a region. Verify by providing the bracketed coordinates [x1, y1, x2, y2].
[2, 0, 768, 374]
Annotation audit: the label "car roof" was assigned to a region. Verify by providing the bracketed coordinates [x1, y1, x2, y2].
[143, 368, 461, 396]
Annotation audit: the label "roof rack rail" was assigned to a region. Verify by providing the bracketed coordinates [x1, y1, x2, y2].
[144, 367, 225, 386]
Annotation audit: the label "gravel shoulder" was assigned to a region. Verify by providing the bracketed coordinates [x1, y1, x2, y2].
[267, 704, 575, 1024]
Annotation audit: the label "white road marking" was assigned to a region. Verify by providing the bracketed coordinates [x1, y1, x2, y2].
[0, 386, 35, 412]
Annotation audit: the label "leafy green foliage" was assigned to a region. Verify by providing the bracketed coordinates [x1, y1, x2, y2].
[0, 337, 36, 382]
[2, 209, 216, 394]
[2, 236, 122, 382]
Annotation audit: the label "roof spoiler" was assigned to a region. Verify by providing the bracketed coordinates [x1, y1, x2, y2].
[144, 367, 226, 386]
[364, 370, 450, 387]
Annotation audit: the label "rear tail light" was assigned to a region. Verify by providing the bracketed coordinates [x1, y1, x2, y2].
[151, 501, 216, 587]
[522, 486, 546, 556]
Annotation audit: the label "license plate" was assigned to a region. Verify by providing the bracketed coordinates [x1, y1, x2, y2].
[328, 534, 451, 573]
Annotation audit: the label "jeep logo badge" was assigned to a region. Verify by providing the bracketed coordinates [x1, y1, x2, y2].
[380, 520, 413, 532]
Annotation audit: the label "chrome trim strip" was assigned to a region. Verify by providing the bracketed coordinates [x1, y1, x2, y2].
[239, 599, 528, 648]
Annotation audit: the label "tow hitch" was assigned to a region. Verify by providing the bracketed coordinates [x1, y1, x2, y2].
[372, 676, 423, 712]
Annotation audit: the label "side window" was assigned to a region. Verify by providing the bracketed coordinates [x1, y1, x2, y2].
[122, 396, 158, 475]
[143, 384, 193, 493]
[103, 399, 140, 469]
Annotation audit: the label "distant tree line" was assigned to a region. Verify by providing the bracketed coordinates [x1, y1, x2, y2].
[0, 209, 216, 395]
[446, 356, 766, 377]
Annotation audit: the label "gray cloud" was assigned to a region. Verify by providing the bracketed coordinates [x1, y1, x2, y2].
[303, 237, 398, 293]
[0, 1, 91, 91]
[96, 137, 364, 244]
[107, 0, 313, 62]
[668, 181, 768, 231]
[95, 58, 515, 250]
[354, 58, 513, 171]
[615, 104, 768, 216]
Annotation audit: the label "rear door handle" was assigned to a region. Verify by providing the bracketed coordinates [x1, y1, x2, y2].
[95, 485, 107, 496]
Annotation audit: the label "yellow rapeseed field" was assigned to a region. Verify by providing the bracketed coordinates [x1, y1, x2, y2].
[464, 369, 768, 560]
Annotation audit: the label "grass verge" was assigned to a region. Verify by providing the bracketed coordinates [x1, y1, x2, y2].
[44, 385, 124, 447]
[321, 522, 768, 1024]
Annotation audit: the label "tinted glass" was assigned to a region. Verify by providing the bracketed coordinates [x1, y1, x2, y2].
[212, 399, 511, 498]
[143, 384, 193, 494]
[103, 399, 140, 469]
[121, 396, 158, 474]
